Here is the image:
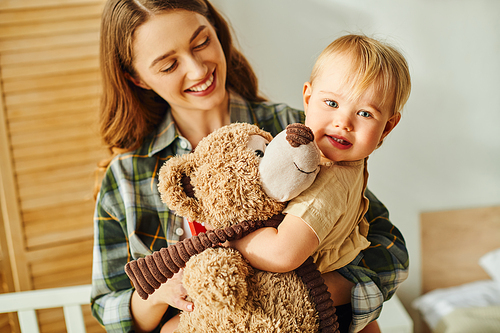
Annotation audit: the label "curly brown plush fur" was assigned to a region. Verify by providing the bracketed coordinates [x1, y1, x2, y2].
[159, 124, 285, 228]
[179, 247, 323, 332]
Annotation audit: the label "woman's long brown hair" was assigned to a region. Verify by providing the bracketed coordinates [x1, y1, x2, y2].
[95, 0, 265, 196]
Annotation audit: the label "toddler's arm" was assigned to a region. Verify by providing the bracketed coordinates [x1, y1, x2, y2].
[228, 214, 318, 273]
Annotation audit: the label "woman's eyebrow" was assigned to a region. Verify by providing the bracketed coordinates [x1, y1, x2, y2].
[190, 25, 206, 43]
[149, 25, 207, 69]
[150, 50, 175, 69]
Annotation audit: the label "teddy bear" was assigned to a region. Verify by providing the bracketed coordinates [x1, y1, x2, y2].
[125, 123, 339, 333]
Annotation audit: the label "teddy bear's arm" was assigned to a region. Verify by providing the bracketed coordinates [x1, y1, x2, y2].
[296, 257, 340, 333]
[125, 215, 284, 300]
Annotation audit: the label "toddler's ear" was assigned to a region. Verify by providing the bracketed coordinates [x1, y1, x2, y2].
[302, 82, 312, 114]
[381, 113, 401, 140]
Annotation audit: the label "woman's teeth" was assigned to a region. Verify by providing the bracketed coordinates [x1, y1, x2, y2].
[189, 74, 214, 92]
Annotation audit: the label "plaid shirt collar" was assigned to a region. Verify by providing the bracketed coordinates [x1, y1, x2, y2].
[147, 91, 254, 157]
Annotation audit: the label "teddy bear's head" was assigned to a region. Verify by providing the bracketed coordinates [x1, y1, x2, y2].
[159, 123, 283, 229]
[158, 122, 320, 230]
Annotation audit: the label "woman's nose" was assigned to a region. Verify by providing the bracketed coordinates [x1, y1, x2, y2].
[186, 55, 208, 80]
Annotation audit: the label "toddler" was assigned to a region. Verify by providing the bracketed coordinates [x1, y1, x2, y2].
[230, 34, 411, 333]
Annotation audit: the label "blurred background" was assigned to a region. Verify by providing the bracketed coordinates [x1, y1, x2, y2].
[0, 1, 499, 332]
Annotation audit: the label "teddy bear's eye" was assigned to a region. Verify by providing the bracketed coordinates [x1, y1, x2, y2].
[255, 150, 264, 158]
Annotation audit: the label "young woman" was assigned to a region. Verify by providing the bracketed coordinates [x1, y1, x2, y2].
[91, 1, 409, 332]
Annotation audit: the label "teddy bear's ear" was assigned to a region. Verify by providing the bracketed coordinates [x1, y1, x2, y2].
[180, 173, 195, 198]
[158, 154, 204, 221]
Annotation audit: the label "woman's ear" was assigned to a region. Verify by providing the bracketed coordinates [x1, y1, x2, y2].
[302, 82, 312, 115]
[124, 72, 151, 90]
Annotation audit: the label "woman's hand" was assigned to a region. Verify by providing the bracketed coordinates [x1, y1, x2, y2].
[131, 269, 193, 332]
[150, 268, 194, 311]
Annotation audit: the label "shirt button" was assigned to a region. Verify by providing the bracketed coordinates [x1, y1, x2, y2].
[175, 228, 184, 236]
[179, 140, 188, 149]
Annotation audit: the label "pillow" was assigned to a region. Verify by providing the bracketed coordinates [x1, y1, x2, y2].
[479, 248, 500, 282]
[412, 280, 500, 330]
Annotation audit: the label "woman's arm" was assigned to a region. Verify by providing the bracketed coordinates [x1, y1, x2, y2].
[91, 198, 139, 332]
[336, 188, 409, 331]
[228, 214, 319, 273]
[91, 174, 193, 332]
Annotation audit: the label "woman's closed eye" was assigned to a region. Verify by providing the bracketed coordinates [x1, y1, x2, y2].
[161, 60, 178, 73]
[194, 36, 210, 51]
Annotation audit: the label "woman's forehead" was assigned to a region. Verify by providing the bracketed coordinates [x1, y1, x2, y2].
[132, 10, 211, 63]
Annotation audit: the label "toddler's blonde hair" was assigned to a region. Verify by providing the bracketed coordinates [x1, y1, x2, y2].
[310, 34, 411, 116]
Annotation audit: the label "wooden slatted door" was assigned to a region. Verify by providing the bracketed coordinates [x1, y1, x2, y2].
[0, 1, 107, 332]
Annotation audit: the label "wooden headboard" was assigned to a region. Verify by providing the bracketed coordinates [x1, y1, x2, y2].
[421, 205, 500, 294]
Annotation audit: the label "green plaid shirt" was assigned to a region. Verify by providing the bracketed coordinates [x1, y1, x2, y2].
[91, 91, 409, 333]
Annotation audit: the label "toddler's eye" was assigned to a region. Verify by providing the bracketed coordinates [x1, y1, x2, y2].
[358, 110, 371, 118]
[255, 150, 264, 158]
[325, 99, 339, 108]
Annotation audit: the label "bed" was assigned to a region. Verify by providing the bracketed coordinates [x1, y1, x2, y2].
[412, 205, 500, 333]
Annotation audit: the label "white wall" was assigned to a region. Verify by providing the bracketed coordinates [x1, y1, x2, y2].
[212, 0, 500, 331]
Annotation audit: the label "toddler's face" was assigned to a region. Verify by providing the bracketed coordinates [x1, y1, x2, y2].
[303, 54, 400, 162]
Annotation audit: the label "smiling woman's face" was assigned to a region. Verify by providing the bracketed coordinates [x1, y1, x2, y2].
[130, 9, 227, 114]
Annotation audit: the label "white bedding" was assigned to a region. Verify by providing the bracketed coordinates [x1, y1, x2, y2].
[435, 306, 500, 333]
[479, 248, 500, 282]
[413, 248, 500, 332]
[412, 280, 500, 330]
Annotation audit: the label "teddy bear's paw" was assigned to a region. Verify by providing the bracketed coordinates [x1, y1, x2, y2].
[177, 306, 278, 333]
[248, 270, 321, 333]
[183, 247, 253, 311]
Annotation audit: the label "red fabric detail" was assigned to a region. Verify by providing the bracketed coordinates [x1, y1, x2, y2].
[188, 220, 206, 236]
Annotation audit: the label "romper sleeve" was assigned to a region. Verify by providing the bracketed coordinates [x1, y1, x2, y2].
[336, 188, 409, 332]
[90, 170, 135, 333]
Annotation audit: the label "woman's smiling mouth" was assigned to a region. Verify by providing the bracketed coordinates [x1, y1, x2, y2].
[187, 72, 214, 92]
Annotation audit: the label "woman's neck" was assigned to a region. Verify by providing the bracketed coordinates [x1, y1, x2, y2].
[171, 94, 230, 149]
